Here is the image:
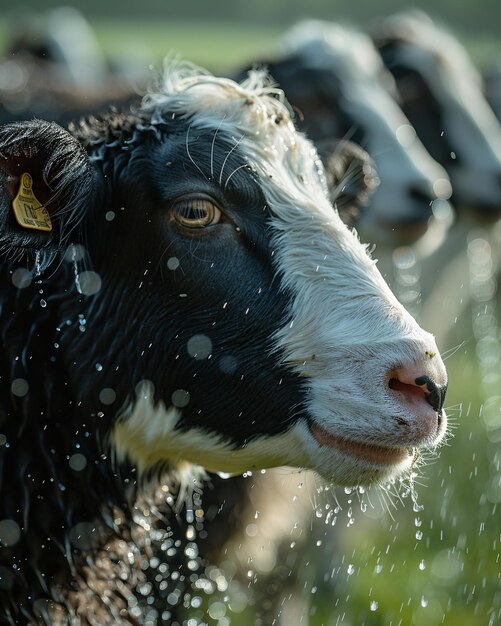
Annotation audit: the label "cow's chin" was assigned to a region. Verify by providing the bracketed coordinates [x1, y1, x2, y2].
[306, 421, 416, 486]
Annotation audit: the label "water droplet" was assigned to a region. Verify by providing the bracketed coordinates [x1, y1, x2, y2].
[95, 363, 103, 372]
[370, 600, 378, 611]
[34, 250, 42, 276]
[40, 299, 47, 308]
[11, 378, 29, 397]
[167, 257, 180, 270]
[99, 388, 116, 405]
[172, 389, 190, 408]
[69, 453, 87, 471]
[76, 271, 102, 296]
[347, 563, 355, 575]
[419, 559, 426, 571]
[69, 522, 100, 550]
[0, 519, 21, 547]
[11, 268, 32, 289]
[187, 335, 212, 360]
[421, 596, 428, 608]
[64, 244, 86, 263]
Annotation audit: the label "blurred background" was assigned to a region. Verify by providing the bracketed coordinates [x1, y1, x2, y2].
[0, 2, 500, 625]
[0, 0, 500, 71]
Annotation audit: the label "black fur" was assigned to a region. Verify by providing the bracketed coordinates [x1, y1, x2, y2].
[0, 111, 306, 623]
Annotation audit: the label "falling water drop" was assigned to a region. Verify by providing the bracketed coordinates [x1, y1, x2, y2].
[34, 250, 42, 276]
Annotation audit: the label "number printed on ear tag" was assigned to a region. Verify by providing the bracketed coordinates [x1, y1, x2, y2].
[12, 173, 52, 232]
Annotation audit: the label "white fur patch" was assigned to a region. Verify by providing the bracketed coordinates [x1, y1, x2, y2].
[111, 387, 309, 475]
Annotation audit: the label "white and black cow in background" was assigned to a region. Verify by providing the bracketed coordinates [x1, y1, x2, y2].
[370, 10, 501, 342]
[0, 64, 447, 624]
[0, 7, 141, 127]
[236, 20, 453, 249]
[484, 65, 501, 123]
[371, 10, 501, 218]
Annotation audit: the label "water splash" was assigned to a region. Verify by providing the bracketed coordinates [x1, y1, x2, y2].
[392, 246, 422, 319]
[34, 251, 42, 277]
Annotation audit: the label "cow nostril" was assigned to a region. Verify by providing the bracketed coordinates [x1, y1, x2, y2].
[388, 375, 447, 412]
[415, 375, 447, 412]
[388, 377, 427, 401]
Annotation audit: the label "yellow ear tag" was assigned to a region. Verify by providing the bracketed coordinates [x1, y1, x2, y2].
[12, 173, 52, 232]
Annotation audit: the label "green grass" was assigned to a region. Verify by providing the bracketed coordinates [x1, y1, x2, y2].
[0, 17, 498, 72]
[0, 18, 285, 73]
[93, 19, 285, 72]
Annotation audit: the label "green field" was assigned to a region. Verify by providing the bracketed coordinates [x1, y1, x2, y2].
[0, 18, 499, 73]
[0, 19, 285, 73]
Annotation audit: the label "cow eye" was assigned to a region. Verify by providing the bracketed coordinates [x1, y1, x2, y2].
[172, 197, 222, 228]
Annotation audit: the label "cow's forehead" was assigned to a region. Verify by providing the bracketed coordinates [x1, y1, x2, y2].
[140, 66, 333, 221]
[142, 66, 296, 140]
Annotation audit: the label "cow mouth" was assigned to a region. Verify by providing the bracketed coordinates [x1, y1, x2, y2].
[309, 422, 413, 466]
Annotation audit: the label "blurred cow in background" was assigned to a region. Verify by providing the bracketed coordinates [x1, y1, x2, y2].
[371, 10, 501, 343]
[371, 10, 501, 217]
[0, 6, 142, 125]
[236, 20, 453, 253]
[484, 65, 501, 122]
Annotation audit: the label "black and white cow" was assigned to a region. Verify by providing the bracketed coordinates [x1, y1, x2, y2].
[371, 10, 501, 216]
[370, 11, 501, 341]
[0, 64, 447, 624]
[238, 20, 452, 246]
[0, 7, 140, 127]
[484, 66, 501, 123]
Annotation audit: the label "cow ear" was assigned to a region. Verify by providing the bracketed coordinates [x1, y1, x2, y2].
[317, 138, 379, 227]
[0, 119, 103, 263]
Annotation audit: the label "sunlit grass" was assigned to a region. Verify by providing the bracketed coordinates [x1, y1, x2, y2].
[0, 18, 285, 73]
[0, 17, 498, 72]
[95, 19, 285, 71]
